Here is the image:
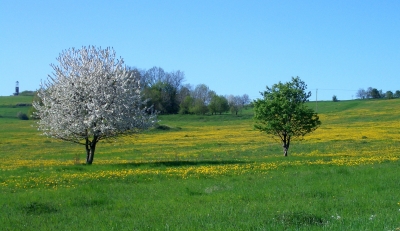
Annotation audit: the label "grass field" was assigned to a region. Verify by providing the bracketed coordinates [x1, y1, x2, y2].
[0, 96, 399, 230]
[0, 96, 32, 119]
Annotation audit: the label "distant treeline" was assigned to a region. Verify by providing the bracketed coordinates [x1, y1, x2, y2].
[23, 67, 251, 115]
[356, 88, 400, 99]
[128, 66, 250, 115]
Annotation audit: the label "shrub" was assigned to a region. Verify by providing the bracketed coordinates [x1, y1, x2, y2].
[17, 112, 29, 120]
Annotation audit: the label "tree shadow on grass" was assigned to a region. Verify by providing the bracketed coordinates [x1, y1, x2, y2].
[113, 160, 249, 168]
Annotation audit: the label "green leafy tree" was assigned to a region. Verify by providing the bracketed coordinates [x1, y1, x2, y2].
[143, 81, 180, 114]
[139, 66, 184, 114]
[209, 95, 229, 115]
[386, 91, 394, 99]
[395, 90, 400, 98]
[192, 99, 208, 115]
[179, 96, 194, 114]
[370, 88, 381, 99]
[253, 77, 321, 156]
[144, 83, 163, 112]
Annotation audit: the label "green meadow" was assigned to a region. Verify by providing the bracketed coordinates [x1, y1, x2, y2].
[0, 96, 399, 230]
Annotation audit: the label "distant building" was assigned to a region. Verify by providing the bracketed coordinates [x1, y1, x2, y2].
[14, 81, 19, 96]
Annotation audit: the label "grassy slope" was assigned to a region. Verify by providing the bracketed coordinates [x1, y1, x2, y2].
[0, 95, 33, 119]
[0, 96, 33, 105]
[0, 97, 399, 230]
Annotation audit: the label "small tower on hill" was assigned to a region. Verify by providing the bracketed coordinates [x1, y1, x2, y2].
[14, 81, 19, 96]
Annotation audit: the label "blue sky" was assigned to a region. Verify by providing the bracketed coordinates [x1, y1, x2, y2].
[1, 0, 399, 100]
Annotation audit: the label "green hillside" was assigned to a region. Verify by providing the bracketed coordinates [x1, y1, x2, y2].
[0, 97, 399, 230]
[0, 95, 34, 105]
[0, 96, 33, 119]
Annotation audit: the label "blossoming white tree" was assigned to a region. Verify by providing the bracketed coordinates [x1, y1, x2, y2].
[33, 46, 157, 164]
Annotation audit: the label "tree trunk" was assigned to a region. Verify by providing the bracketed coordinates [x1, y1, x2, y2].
[85, 137, 98, 165]
[86, 144, 96, 164]
[282, 136, 290, 157]
[283, 146, 288, 157]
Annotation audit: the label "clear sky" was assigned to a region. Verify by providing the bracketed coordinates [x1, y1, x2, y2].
[1, 0, 399, 101]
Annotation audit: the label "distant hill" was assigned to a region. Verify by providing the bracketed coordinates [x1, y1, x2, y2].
[0, 95, 33, 119]
[0, 95, 34, 105]
[18, 90, 36, 96]
[1, 95, 399, 122]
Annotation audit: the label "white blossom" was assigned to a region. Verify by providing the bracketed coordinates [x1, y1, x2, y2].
[33, 46, 157, 164]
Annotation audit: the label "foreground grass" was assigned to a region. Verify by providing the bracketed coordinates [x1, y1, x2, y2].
[0, 96, 400, 230]
[2, 163, 399, 230]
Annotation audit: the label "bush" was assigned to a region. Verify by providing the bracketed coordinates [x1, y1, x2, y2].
[332, 95, 338, 102]
[17, 112, 29, 120]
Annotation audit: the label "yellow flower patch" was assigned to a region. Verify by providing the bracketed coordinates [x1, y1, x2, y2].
[1, 100, 400, 190]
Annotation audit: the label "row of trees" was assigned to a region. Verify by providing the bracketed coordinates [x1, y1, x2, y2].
[180, 89, 250, 115]
[356, 87, 400, 99]
[130, 66, 185, 114]
[128, 66, 250, 115]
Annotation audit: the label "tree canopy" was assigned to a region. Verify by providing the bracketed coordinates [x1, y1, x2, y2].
[33, 46, 156, 164]
[253, 77, 321, 156]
